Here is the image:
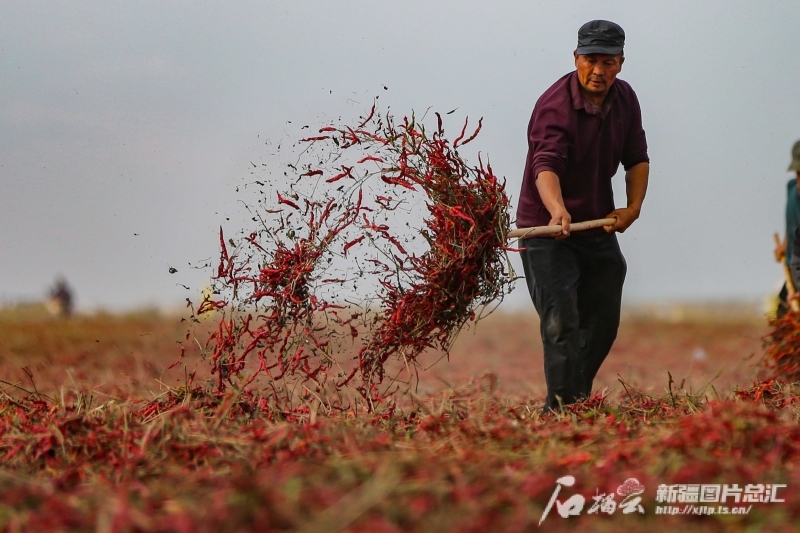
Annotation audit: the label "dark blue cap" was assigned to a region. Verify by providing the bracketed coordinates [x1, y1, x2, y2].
[576, 20, 625, 56]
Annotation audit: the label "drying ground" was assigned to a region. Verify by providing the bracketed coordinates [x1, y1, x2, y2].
[1, 306, 798, 532]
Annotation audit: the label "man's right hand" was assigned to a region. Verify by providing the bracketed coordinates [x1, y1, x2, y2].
[549, 210, 571, 239]
[534, 171, 571, 239]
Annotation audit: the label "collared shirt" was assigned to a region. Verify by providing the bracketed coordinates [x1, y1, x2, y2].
[516, 71, 649, 231]
[787, 178, 799, 265]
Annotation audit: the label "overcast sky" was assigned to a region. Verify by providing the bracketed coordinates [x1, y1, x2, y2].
[2, 1, 800, 311]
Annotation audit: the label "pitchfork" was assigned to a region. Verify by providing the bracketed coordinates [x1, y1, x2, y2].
[507, 217, 617, 239]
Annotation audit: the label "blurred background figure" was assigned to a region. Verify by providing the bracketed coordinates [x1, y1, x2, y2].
[773, 140, 800, 317]
[45, 276, 74, 318]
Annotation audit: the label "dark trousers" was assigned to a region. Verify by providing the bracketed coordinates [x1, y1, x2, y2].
[520, 233, 627, 410]
[778, 283, 789, 319]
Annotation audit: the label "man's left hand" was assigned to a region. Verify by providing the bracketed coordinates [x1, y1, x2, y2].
[604, 207, 640, 233]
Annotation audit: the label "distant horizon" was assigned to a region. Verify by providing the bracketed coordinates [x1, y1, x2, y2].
[0, 289, 771, 317]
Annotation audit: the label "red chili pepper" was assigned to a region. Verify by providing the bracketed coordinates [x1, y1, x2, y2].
[452, 117, 469, 147]
[326, 165, 354, 183]
[345, 126, 360, 144]
[380, 175, 416, 190]
[355, 130, 389, 144]
[277, 192, 300, 210]
[357, 103, 376, 128]
[167, 346, 186, 370]
[384, 234, 406, 255]
[361, 214, 389, 232]
[357, 155, 383, 164]
[448, 206, 475, 225]
[343, 235, 366, 256]
[458, 117, 483, 147]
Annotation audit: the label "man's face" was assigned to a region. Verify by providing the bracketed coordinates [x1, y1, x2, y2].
[573, 53, 624, 96]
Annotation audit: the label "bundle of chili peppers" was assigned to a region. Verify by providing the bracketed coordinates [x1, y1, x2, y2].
[762, 311, 800, 382]
[201, 104, 515, 410]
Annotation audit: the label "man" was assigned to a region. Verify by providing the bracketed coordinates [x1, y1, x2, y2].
[517, 20, 650, 411]
[781, 141, 800, 298]
[776, 140, 800, 315]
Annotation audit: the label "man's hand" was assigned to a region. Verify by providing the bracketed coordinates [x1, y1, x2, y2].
[605, 162, 649, 234]
[535, 171, 572, 238]
[549, 209, 572, 239]
[775, 237, 787, 262]
[604, 207, 639, 233]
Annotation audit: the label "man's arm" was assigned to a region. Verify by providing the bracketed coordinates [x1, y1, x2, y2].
[536, 171, 571, 237]
[605, 161, 649, 233]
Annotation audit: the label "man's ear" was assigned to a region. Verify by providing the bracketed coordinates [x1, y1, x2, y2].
[619, 55, 625, 68]
[573, 50, 579, 67]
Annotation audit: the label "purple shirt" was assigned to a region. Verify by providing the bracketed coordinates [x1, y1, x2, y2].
[516, 71, 649, 232]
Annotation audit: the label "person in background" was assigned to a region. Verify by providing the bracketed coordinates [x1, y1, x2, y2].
[776, 140, 800, 316]
[516, 20, 650, 412]
[46, 276, 74, 318]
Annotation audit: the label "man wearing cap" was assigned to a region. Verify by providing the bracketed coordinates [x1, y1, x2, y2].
[781, 141, 800, 300]
[517, 20, 650, 412]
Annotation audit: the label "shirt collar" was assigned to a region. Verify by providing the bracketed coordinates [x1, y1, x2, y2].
[569, 70, 618, 118]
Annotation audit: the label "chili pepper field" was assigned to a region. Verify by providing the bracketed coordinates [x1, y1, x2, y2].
[2, 306, 800, 532]
[3, 109, 800, 532]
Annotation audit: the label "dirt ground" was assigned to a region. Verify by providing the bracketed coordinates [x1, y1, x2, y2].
[428, 309, 768, 399]
[0, 305, 770, 402]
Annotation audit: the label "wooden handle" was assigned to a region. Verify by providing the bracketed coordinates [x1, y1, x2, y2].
[508, 218, 617, 240]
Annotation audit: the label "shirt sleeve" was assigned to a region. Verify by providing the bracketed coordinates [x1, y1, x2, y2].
[621, 89, 649, 170]
[529, 104, 570, 179]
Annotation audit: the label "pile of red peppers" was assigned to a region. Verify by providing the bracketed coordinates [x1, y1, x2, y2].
[200, 105, 515, 410]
